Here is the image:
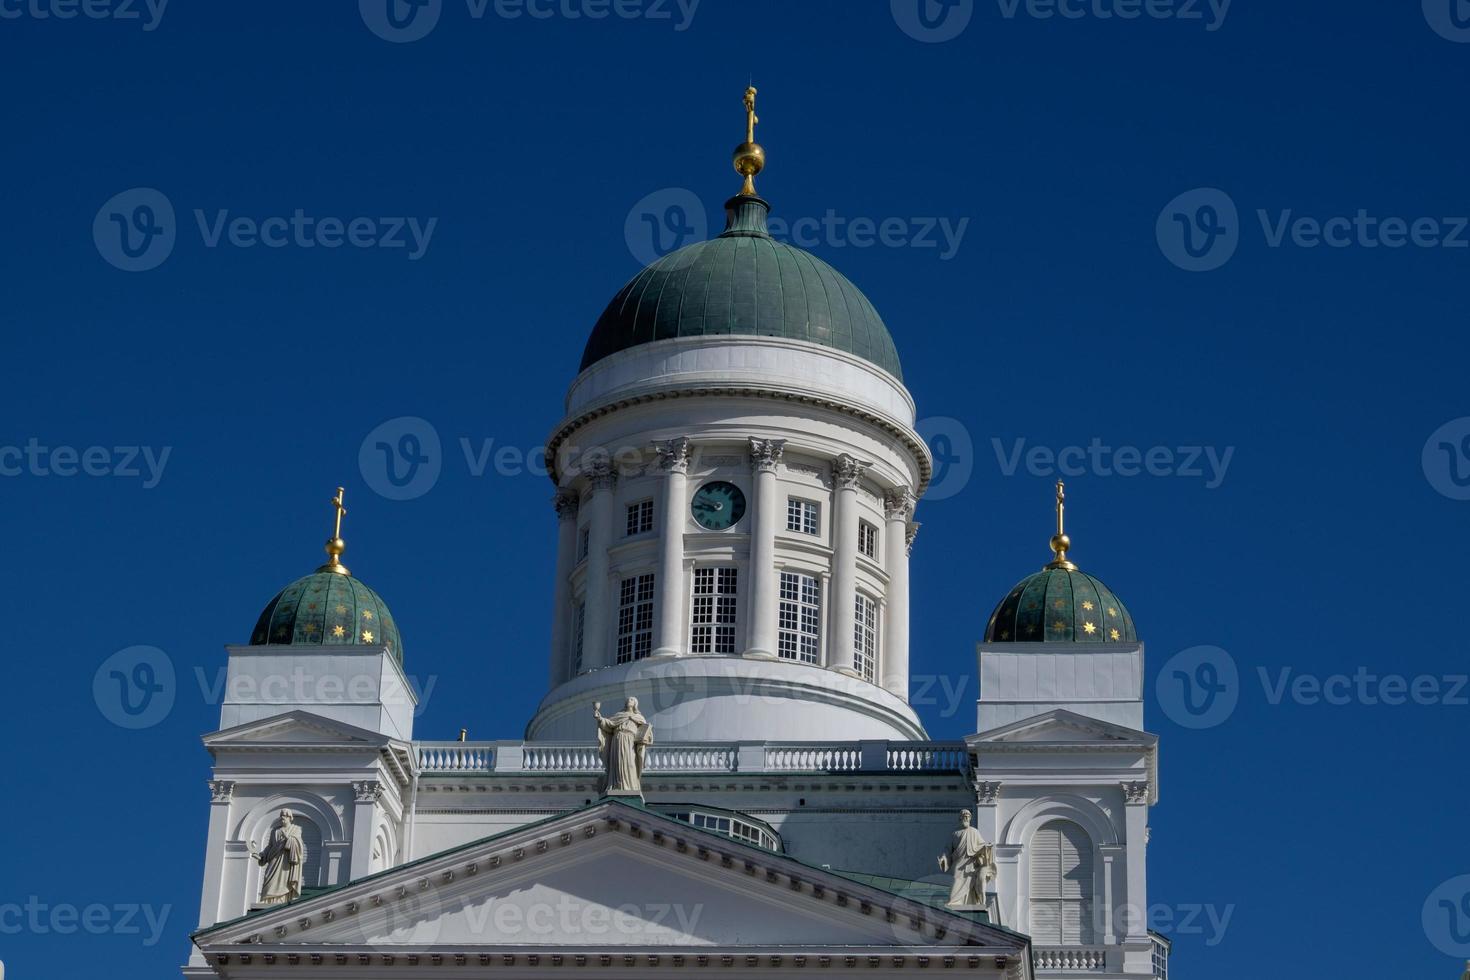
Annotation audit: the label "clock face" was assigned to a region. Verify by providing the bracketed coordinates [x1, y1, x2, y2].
[690, 481, 747, 531]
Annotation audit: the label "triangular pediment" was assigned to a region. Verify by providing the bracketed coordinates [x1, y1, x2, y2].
[969, 708, 1155, 746]
[204, 709, 388, 748]
[195, 801, 1027, 959]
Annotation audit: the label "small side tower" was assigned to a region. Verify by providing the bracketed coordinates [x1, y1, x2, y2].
[969, 483, 1162, 979]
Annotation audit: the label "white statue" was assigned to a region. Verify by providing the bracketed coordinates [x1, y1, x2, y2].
[937, 809, 996, 909]
[249, 809, 306, 905]
[594, 697, 653, 796]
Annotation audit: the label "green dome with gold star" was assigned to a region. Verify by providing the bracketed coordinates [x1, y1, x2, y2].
[250, 569, 402, 662]
[984, 481, 1137, 644]
[247, 486, 403, 663]
[984, 566, 1136, 644]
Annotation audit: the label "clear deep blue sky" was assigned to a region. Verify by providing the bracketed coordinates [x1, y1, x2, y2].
[2, 1, 1468, 976]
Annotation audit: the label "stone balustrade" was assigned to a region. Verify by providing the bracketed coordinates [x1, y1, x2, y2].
[415, 739, 968, 776]
[1033, 947, 1108, 972]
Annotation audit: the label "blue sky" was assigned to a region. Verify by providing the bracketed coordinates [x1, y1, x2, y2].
[1, 0, 1467, 976]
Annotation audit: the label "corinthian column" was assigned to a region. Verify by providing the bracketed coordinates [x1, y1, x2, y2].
[881, 488, 915, 698]
[830, 454, 868, 675]
[549, 490, 580, 685]
[744, 438, 785, 659]
[580, 456, 617, 670]
[651, 437, 691, 658]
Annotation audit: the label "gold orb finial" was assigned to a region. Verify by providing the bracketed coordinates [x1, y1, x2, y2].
[733, 85, 765, 197]
[1046, 480, 1077, 571]
[318, 486, 351, 575]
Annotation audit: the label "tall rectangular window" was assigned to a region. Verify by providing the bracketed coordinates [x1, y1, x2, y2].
[616, 573, 656, 664]
[853, 593, 878, 682]
[786, 498, 820, 535]
[626, 499, 654, 536]
[778, 571, 821, 664]
[858, 520, 879, 560]
[572, 601, 586, 674]
[690, 567, 738, 654]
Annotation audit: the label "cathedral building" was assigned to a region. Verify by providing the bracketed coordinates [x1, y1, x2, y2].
[183, 90, 1168, 980]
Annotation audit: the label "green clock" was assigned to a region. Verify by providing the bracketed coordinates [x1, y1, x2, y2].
[690, 480, 746, 530]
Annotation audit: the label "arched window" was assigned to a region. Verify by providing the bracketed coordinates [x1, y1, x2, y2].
[1028, 820, 1096, 945]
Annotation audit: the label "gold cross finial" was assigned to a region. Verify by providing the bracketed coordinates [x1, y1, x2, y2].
[733, 85, 766, 197]
[1047, 480, 1077, 570]
[319, 486, 351, 575]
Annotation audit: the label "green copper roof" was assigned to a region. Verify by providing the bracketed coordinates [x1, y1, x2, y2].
[250, 570, 402, 663]
[984, 567, 1137, 644]
[580, 196, 903, 379]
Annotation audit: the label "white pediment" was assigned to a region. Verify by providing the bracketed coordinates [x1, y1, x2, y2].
[195, 801, 1027, 959]
[204, 710, 387, 748]
[969, 708, 1154, 746]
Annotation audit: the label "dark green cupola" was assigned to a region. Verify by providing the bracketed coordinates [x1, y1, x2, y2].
[579, 86, 903, 380]
[984, 482, 1137, 644]
[248, 487, 403, 662]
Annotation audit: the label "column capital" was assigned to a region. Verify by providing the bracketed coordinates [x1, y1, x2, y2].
[833, 454, 869, 490]
[652, 437, 693, 475]
[749, 438, 787, 473]
[353, 780, 385, 804]
[905, 521, 921, 556]
[972, 778, 1001, 806]
[553, 490, 580, 521]
[585, 457, 617, 492]
[208, 779, 235, 803]
[1121, 780, 1150, 805]
[883, 487, 916, 521]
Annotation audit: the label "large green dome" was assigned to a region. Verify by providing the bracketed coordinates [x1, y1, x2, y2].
[250, 569, 402, 663]
[580, 196, 903, 379]
[984, 566, 1136, 644]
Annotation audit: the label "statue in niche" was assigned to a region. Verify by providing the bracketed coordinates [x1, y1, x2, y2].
[594, 697, 653, 796]
[250, 808, 306, 905]
[937, 809, 997, 909]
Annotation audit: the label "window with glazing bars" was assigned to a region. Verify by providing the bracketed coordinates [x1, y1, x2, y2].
[691, 567, 738, 654]
[778, 571, 820, 663]
[616, 573, 655, 664]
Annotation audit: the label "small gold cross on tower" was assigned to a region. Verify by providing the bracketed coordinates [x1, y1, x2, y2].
[320, 486, 350, 574]
[1048, 480, 1076, 570]
[733, 85, 766, 197]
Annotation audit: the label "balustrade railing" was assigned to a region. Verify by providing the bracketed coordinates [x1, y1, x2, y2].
[1034, 947, 1108, 972]
[415, 740, 967, 776]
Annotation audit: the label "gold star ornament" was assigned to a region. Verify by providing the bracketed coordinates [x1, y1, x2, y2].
[361, 629, 375, 643]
